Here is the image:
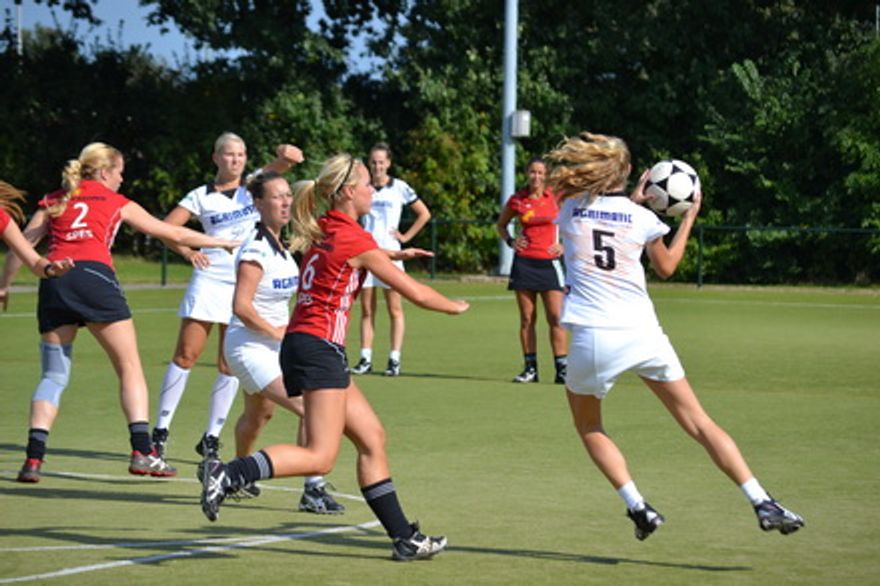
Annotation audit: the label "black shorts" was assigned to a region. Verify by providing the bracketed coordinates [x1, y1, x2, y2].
[507, 255, 565, 292]
[38, 261, 131, 333]
[280, 332, 350, 397]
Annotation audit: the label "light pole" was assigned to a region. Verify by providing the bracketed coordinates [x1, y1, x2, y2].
[498, 0, 517, 275]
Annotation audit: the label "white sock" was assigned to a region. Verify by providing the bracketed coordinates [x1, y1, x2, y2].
[740, 477, 770, 506]
[205, 373, 240, 437]
[361, 349, 373, 362]
[305, 476, 324, 487]
[389, 350, 401, 362]
[617, 481, 645, 511]
[155, 362, 191, 430]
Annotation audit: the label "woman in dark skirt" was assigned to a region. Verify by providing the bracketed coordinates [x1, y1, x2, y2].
[496, 157, 567, 384]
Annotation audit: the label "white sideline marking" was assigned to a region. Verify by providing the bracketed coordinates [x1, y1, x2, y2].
[0, 520, 382, 584]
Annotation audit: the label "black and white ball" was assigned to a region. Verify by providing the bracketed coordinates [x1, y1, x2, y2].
[645, 159, 700, 217]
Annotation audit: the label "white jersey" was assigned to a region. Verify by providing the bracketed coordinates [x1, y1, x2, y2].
[228, 225, 299, 332]
[360, 177, 419, 251]
[558, 193, 670, 329]
[178, 181, 260, 283]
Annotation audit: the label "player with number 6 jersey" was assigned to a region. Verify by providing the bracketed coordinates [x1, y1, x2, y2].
[199, 153, 469, 562]
[1, 142, 240, 484]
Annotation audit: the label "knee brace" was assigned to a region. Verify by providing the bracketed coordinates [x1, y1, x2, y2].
[32, 342, 72, 406]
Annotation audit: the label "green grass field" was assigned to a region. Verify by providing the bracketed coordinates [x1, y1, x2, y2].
[0, 278, 878, 585]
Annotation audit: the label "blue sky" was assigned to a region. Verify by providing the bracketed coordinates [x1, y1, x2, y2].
[4, 0, 358, 67]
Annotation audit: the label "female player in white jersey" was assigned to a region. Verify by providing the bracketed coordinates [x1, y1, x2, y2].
[221, 171, 343, 514]
[151, 133, 303, 462]
[350, 142, 432, 377]
[200, 154, 468, 561]
[548, 131, 804, 540]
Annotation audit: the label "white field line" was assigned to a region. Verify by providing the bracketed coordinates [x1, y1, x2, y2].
[1, 294, 876, 320]
[0, 520, 382, 584]
[1, 468, 375, 583]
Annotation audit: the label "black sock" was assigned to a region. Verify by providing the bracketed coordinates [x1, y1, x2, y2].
[128, 421, 151, 455]
[523, 353, 537, 370]
[226, 450, 274, 490]
[361, 478, 413, 539]
[26, 428, 49, 460]
[554, 355, 568, 371]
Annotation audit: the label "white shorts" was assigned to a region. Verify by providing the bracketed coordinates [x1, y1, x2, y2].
[223, 325, 282, 394]
[565, 324, 685, 398]
[363, 259, 404, 289]
[178, 273, 235, 324]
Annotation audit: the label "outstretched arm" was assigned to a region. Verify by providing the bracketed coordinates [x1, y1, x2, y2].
[350, 249, 468, 315]
[121, 201, 239, 251]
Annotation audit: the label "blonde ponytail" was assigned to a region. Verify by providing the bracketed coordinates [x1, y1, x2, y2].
[288, 179, 322, 253]
[48, 142, 122, 218]
[547, 132, 631, 201]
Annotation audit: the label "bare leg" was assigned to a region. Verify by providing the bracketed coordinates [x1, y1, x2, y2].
[385, 288, 405, 354]
[87, 319, 149, 423]
[359, 287, 377, 354]
[566, 389, 633, 489]
[171, 318, 212, 369]
[235, 378, 305, 457]
[540, 289, 567, 356]
[642, 376, 754, 485]
[514, 289, 538, 354]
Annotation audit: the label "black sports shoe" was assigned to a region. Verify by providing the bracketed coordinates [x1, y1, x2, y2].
[627, 502, 665, 541]
[384, 359, 401, 377]
[299, 481, 345, 514]
[351, 358, 372, 375]
[151, 427, 169, 459]
[755, 498, 804, 535]
[200, 458, 231, 522]
[195, 434, 221, 459]
[391, 522, 447, 561]
[513, 366, 538, 383]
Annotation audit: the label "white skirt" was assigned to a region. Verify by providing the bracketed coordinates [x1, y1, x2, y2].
[362, 259, 405, 289]
[177, 272, 235, 324]
[223, 325, 282, 394]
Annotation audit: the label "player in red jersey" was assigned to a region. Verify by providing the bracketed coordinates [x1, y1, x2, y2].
[200, 153, 468, 561]
[1, 143, 240, 483]
[496, 157, 567, 384]
[0, 181, 74, 311]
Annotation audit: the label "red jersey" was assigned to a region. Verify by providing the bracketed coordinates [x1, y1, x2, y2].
[0, 208, 10, 234]
[289, 210, 378, 345]
[39, 180, 130, 269]
[506, 187, 561, 259]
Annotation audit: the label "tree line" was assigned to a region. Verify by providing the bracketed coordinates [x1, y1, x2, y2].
[1, 0, 878, 284]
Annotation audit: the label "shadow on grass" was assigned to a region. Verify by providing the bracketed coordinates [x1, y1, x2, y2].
[355, 371, 503, 383]
[0, 517, 752, 573]
[0, 442, 131, 463]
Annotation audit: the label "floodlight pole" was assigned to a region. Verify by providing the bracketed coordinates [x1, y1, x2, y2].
[16, 2, 23, 56]
[498, 0, 517, 275]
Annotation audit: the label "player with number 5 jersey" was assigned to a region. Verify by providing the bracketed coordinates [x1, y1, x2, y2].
[548, 131, 804, 540]
[1, 142, 240, 484]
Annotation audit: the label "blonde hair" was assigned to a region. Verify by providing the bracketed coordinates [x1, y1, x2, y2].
[289, 154, 362, 252]
[0, 181, 26, 224]
[49, 142, 123, 217]
[214, 132, 246, 154]
[546, 132, 631, 201]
